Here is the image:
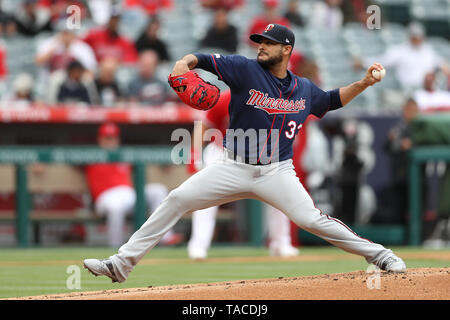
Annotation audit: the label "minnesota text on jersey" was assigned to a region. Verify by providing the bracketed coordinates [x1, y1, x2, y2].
[246, 89, 306, 114]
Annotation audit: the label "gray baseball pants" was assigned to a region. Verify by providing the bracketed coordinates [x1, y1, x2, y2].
[109, 152, 393, 282]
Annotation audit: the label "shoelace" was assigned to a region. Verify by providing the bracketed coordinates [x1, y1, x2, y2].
[381, 256, 397, 269]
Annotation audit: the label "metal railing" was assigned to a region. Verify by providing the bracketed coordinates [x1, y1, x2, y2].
[3, 144, 443, 247]
[408, 146, 450, 245]
[0, 146, 172, 247]
[0, 145, 265, 247]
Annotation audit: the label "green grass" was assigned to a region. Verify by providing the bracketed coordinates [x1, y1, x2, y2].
[0, 246, 449, 299]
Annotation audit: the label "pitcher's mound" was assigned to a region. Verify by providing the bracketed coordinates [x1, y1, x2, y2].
[18, 267, 450, 300]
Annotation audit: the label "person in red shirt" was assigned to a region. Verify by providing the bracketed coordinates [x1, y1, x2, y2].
[247, 0, 291, 47]
[199, 0, 244, 11]
[123, 0, 173, 16]
[37, 0, 88, 24]
[187, 90, 299, 259]
[0, 44, 7, 80]
[82, 11, 138, 64]
[85, 123, 182, 247]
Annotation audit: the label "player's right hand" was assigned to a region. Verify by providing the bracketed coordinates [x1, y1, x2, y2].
[363, 63, 384, 86]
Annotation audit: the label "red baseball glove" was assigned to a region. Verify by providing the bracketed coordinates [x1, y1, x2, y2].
[168, 71, 220, 111]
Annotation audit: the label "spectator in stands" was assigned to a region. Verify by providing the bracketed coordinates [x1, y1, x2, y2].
[35, 24, 98, 74]
[281, 16, 319, 86]
[414, 72, 450, 112]
[384, 98, 419, 224]
[308, 0, 343, 29]
[1, 73, 34, 108]
[199, 0, 244, 11]
[93, 57, 123, 106]
[56, 60, 93, 105]
[85, 0, 115, 26]
[354, 22, 449, 93]
[336, 120, 364, 224]
[14, 0, 53, 37]
[127, 50, 169, 105]
[135, 16, 171, 62]
[284, 0, 304, 27]
[341, 0, 373, 25]
[286, 47, 322, 86]
[247, 0, 290, 47]
[85, 122, 183, 247]
[37, 0, 88, 26]
[0, 0, 17, 37]
[0, 43, 6, 80]
[199, 7, 238, 53]
[123, 0, 173, 16]
[82, 9, 138, 64]
[289, 53, 321, 85]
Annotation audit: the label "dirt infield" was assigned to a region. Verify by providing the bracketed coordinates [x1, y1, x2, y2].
[17, 267, 450, 300]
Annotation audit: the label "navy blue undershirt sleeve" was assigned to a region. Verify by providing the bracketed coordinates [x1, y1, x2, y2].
[309, 80, 343, 118]
[329, 88, 343, 111]
[194, 53, 215, 73]
[194, 53, 248, 90]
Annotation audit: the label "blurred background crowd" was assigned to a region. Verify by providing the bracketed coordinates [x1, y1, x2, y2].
[0, 0, 448, 110]
[0, 0, 449, 249]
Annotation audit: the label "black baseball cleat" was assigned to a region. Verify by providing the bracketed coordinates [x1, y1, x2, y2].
[83, 258, 120, 283]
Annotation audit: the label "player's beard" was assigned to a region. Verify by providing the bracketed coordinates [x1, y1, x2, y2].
[257, 49, 283, 69]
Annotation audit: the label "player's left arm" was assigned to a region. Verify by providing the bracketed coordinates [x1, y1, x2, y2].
[339, 63, 384, 106]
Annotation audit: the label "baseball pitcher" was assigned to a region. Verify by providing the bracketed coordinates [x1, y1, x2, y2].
[84, 24, 405, 283]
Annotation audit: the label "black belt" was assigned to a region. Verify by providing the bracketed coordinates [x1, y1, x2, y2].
[225, 149, 270, 166]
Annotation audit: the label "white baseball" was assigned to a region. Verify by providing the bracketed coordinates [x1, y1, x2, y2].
[372, 68, 386, 80]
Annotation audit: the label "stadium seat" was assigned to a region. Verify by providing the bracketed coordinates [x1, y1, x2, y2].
[119, 8, 149, 41]
[380, 23, 408, 45]
[116, 66, 137, 93]
[428, 37, 450, 61]
[376, 0, 412, 25]
[3, 37, 37, 79]
[411, 0, 450, 39]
